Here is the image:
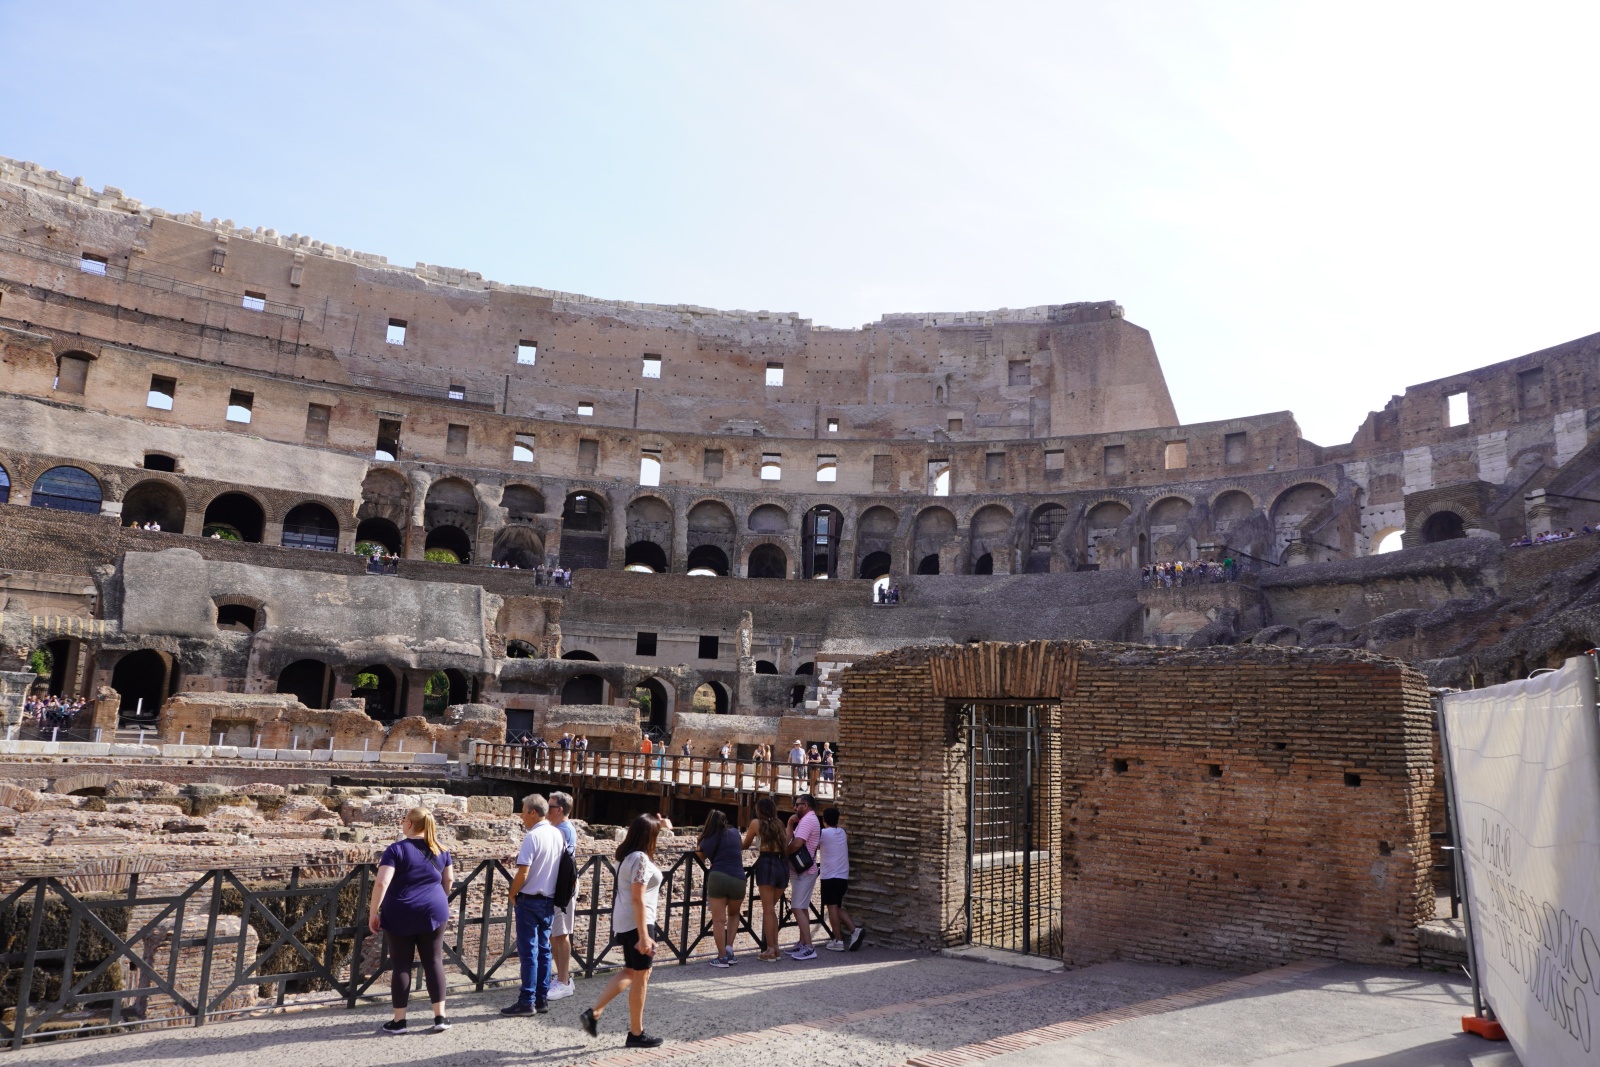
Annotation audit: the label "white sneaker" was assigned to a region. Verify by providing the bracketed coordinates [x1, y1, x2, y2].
[825, 940, 846, 952]
[547, 979, 576, 1001]
[789, 945, 818, 961]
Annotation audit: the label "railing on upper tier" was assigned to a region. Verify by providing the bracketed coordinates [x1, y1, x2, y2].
[473, 743, 841, 803]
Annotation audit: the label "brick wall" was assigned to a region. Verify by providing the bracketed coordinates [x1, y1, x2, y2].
[838, 641, 1435, 968]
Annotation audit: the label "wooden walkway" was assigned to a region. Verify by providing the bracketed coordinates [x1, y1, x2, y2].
[470, 744, 840, 818]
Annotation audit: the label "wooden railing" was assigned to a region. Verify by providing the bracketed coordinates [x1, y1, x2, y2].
[472, 744, 840, 802]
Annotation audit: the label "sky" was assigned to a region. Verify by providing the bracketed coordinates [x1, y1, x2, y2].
[3, 1, 1598, 445]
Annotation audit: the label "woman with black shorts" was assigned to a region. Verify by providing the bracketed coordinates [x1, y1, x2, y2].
[742, 796, 789, 962]
[579, 813, 665, 1049]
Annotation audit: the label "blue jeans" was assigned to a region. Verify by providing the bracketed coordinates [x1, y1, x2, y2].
[514, 894, 556, 1007]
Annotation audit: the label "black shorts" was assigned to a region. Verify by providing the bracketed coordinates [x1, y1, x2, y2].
[820, 878, 849, 907]
[613, 925, 660, 971]
[754, 852, 790, 889]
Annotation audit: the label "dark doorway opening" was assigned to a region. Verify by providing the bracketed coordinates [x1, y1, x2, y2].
[562, 674, 605, 705]
[686, 545, 730, 576]
[282, 503, 340, 551]
[356, 517, 403, 554]
[112, 650, 171, 720]
[277, 659, 331, 710]
[917, 554, 941, 575]
[204, 492, 265, 543]
[353, 664, 399, 721]
[748, 544, 787, 579]
[858, 551, 891, 580]
[425, 524, 473, 564]
[625, 541, 668, 572]
[1422, 511, 1466, 543]
[973, 553, 994, 575]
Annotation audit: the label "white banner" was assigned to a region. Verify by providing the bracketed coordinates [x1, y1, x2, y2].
[1442, 656, 1600, 1065]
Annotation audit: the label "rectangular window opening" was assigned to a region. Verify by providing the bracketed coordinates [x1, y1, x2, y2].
[1008, 360, 1029, 387]
[306, 403, 331, 443]
[947, 417, 963, 433]
[512, 433, 535, 463]
[1103, 444, 1127, 479]
[766, 362, 784, 387]
[577, 401, 594, 417]
[386, 319, 407, 345]
[640, 448, 662, 487]
[928, 459, 951, 497]
[642, 354, 662, 379]
[446, 424, 469, 456]
[703, 449, 724, 480]
[54, 354, 90, 395]
[826, 417, 839, 433]
[79, 253, 108, 276]
[1224, 431, 1247, 464]
[242, 291, 266, 312]
[226, 389, 254, 424]
[816, 454, 838, 483]
[147, 375, 176, 411]
[636, 632, 658, 657]
[376, 418, 402, 461]
[1446, 392, 1469, 427]
[516, 341, 538, 366]
[447, 384, 466, 401]
[761, 452, 782, 481]
[1517, 368, 1546, 408]
[985, 452, 1005, 482]
[1044, 449, 1065, 482]
[578, 438, 599, 474]
[872, 454, 893, 490]
[698, 635, 719, 659]
[1164, 441, 1188, 470]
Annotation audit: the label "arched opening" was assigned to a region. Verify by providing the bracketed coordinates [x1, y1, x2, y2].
[30, 466, 102, 515]
[973, 552, 994, 574]
[635, 678, 670, 733]
[912, 506, 956, 573]
[203, 492, 265, 543]
[424, 524, 472, 564]
[506, 640, 538, 659]
[562, 650, 600, 661]
[917, 553, 940, 575]
[215, 603, 259, 632]
[1147, 496, 1196, 563]
[355, 517, 403, 555]
[748, 543, 788, 579]
[802, 505, 840, 579]
[0, 463, 10, 504]
[1027, 503, 1069, 572]
[1084, 501, 1131, 569]
[282, 502, 340, 552]
[561, 673, 605, 705]
[352, 665, 399, 721]
[1422, 510, 1467, 544]
[872, 575, 891, 601]
[502, 484, 545, 523]
[624, 541, 668, 572]
[1212, 490, 1255, 532]
[561, 491, 609, 570]
[790, 684, 807, 707]
[1374, 528, 1404, 554]
[686, 544, 730, 577]
[691, 682, 731, 714]
[858, 551, 891, 580]
[795, 662, 815, 675]
[492, 525, 544, 569]
[112, 650, 171, 719]
[969, 505, 1013, 574]
[444, 668, 471, 707]
[276, 659, 331, 710]
[1270, 482, 1336, 558]
[747, 504, 789, 534]
[422, 669, 467, 714]
[358, 469, 410, 537]
[121, 480, 186, 531]
[755, 660, 778, 675]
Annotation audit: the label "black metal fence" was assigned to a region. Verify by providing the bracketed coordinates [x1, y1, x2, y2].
[0, 851, 828, 1048]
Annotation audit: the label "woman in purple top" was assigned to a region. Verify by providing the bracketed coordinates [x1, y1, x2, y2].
[368, 806, 454, 1036]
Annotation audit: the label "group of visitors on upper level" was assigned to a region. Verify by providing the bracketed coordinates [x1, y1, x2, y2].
[1508, 527, 1596, 547]
[873, 584, 901, 604]
[489, 561, 573, 586]
[1141, 558, 1240, 588]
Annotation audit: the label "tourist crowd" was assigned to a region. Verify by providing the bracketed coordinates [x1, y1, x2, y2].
[508, 737, 840, 784]
[23, 694, 85, 733]
[489, 562, 573, 586]
[1508, 527, 1596, 547]
[1140, 559, 1240, 587]
[873, 584, 901, 604]
[366, 790, 862, 1052]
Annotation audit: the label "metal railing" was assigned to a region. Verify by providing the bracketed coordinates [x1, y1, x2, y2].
[0, 852, 829, 1048]
[474, 743, 841, 803]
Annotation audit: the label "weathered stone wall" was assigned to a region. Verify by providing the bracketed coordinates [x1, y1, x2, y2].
[838, 641, 1435, 969]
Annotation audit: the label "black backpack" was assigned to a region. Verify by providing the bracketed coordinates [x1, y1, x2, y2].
[554, 847, 578, 909]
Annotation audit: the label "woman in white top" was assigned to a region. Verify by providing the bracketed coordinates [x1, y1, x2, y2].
[579, 813, 665, 1049]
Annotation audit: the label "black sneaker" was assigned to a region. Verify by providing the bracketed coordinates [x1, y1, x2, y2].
[626, 1031, 665, 1048]
[378, 1019, 408, 1036]
[535, 1002, 549, 1014]
[500, 1002, 534, 1016]
[579, 1007, 599, 1037]
[430, 1016, 451, 1033]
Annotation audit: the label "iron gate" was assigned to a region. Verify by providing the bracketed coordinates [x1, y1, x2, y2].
[963, 701, 1060, 957]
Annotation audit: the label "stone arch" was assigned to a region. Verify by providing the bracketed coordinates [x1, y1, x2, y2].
[748, 542, 788, 579]
[968, 504, 1014, 572]
[282, 502, 340, 551]
[356, 517, 403, 554]
[855, 505, 899, 576]
[625, 494, 673, 568]
[691, 681, 732, 714]
[625, 541, 669, 572]
[352, 664, 400, 721]
[203, 490, 266, 543]
[635, 677, 672, 733]
[30, 466, 103, 515]
[686, 544, 730, 576]
[1025, 503, 1070, 573]
[121, 478, 187, 532]
[858, 551, 892, 579]
[111, 649, 175, 719]
[560, 490, 609, 570]
[1371, 526, 1405, 554]
[1083, 500, 1132, 568]
[276, 658, 332, 709]
[1270, 482, 1337, 558]
[802, 504, 843, 578]
[912, 506, 957, 561]
[747, 503, 789, 534]
[359, 468, 411, 530]
[424, 478, 479, 533]
[493, 525, 545, 568]
[502, 484, 545, 523]
[1421, 510, 1467, 543]
[1147, 496, 1196, 564]
[561, 673, 606, 705]
[213, 593, 267, 633]
[424, 525, 472, 563]
[1211, 489, 1257, 532]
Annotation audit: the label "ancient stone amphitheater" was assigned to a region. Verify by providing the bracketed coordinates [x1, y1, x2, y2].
[1, 151, 1598, 756]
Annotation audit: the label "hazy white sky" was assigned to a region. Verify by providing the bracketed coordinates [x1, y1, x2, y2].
[3, 2, 1598, 445]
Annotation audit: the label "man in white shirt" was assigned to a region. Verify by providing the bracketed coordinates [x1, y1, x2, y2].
[502, 793, 565, 1014]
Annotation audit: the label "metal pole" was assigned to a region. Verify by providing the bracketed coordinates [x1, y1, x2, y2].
[965, 703, 976, 945]
[1436, 694, 1487, 1020]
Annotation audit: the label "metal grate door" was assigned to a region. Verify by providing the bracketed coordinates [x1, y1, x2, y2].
[963, 701, 1060, 957]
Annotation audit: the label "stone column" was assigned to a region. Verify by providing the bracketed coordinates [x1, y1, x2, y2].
[1524, 490, 1567, 537]
[0, 671, 33, 733]
[671, 505, 690, 574]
